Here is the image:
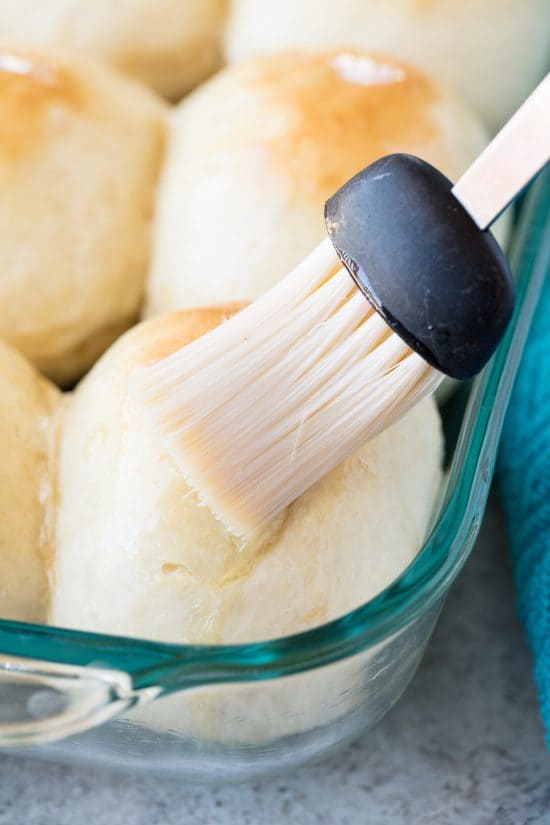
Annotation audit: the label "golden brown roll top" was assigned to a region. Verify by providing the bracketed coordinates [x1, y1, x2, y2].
[0, 44, 166, 384]
[145, 50, 491, 317]
[211, 51, 440, 197]
[0, 49, 82, 158]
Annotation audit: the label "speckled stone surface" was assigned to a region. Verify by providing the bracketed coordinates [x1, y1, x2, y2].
[0, 493, 549, 825]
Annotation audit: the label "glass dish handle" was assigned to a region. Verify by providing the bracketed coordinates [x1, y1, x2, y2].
[0, 654, 137, 746]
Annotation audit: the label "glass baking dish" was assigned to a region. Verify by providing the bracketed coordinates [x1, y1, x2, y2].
[0, 169, 547, 780]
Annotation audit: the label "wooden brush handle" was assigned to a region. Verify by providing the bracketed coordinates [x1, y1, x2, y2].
[452, 73, 550, 230]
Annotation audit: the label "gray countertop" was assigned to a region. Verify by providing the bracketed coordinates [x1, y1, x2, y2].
[1, 493, 549, 825]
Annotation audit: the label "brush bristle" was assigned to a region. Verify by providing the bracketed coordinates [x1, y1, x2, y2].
[131, 238, 442, 536]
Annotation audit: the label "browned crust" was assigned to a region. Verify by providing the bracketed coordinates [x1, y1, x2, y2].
[130, 304, 248, 368]
[0, 47, 84, 160]
[205, 50, 439, 199]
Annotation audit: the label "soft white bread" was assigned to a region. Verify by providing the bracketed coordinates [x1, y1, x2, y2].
[51, 306, 443, 645]
[0, 0, 226, 99]
[0, 340, 61, 623]
[0, 45, 165, 384]
[145, 51, 493, 317]
[225, 0, 550, 132]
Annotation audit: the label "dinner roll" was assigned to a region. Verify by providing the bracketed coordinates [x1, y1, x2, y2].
[51, 306, 443, 644]
[225, 0, 550, 132]
[0, 340, 61, 623]
[0, 45, 165, 384]
[145, 51, 492, 317]
[0, 0, 226, 99]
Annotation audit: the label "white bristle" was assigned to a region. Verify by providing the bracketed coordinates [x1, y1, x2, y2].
[132, 238, 443, 536]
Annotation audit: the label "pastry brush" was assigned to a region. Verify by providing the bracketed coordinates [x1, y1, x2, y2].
[133, 75, 549, 537]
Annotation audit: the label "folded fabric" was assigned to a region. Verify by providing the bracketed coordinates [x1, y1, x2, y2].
[498, 263, 550, 745]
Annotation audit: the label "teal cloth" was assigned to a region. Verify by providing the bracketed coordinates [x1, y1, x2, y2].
[498, 267, 550, 744]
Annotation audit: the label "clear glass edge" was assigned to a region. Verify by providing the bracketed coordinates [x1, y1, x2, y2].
[0, 170, 547, 696]
[0, 655, 135, 745]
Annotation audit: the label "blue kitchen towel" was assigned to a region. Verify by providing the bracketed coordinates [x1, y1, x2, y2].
[498, 265, 550, 744]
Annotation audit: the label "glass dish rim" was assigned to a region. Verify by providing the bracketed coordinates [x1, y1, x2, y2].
[0, 171, 547, 695]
